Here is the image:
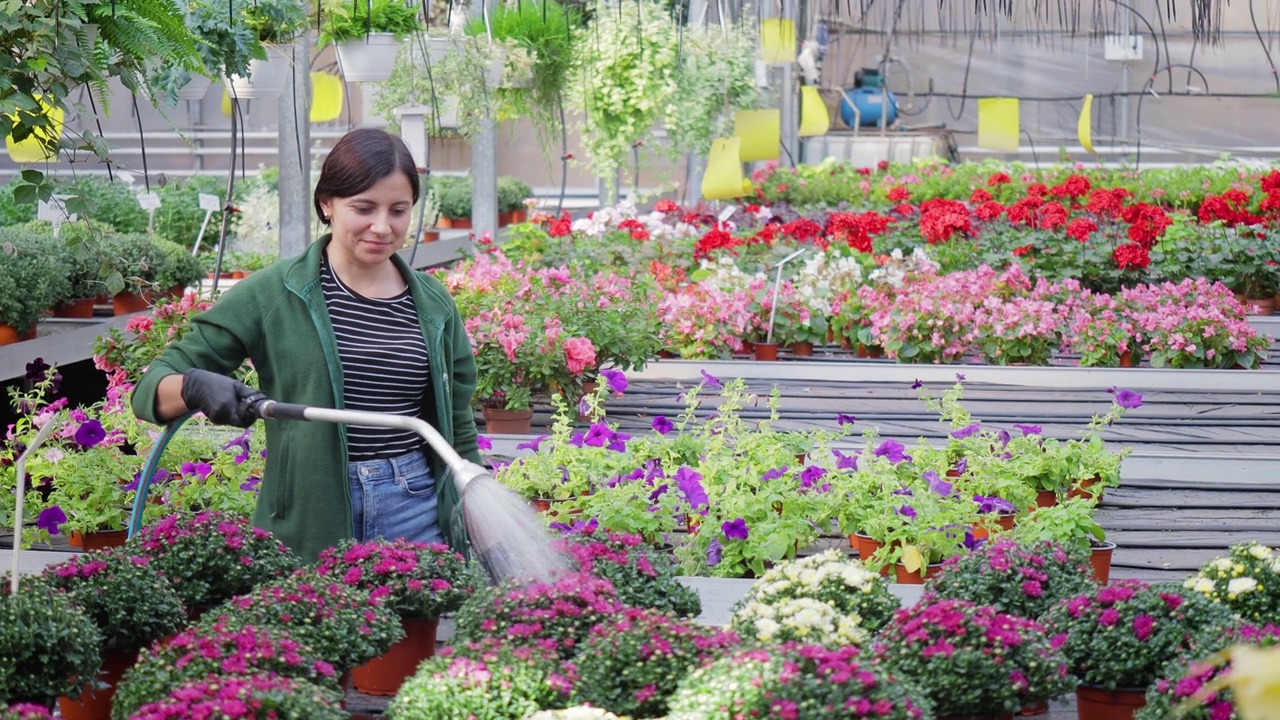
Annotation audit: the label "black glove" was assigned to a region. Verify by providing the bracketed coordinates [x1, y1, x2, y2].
[181, 369, 265, 428]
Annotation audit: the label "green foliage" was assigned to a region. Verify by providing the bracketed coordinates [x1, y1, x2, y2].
[552, 528, 702, 617]
[433, 175, 472, 219]
[387, 641, 575, 720]
[184, 0, 305, 79]
[101, 232, 162, 290]
[150, 239, 206, 290]
[41, 221, 116, 302]
[497, 176, 533, 213]
[1012, 498, 1107, 552]
[0, 179, 37, 226]
[318, 0, 424, 45]
[39, 549, 186, 652]
[153, 175, 232, 250]
[0, 227, 66, 332]
[0, 577, 102, 704]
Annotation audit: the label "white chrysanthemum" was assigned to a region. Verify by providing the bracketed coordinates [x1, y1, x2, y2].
[835, 614, 868, 645]
[841, 565, 876, 589]
[1228, 577, 1259, 595]
[1214, 558, 1235, 572]
[1191, 577, 1215, 594]
[753, 617, 780, 642]
[1247, 544, 1274, 561]
[528, 707, 623, 720]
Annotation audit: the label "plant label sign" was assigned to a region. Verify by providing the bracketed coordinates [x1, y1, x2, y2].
[137, 192, 162, 211]
[198, 193, 221, 212]
[37, 196, 77, 236]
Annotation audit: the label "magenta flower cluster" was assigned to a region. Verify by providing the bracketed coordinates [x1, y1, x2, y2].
[549, 527, 702, 618]
[453, 571, 623, 659]
[1139, 624, 1280, 720]
[314, 538, 478, 621]
[128, 672, 347, 720]
[925, 539, 1096, 622]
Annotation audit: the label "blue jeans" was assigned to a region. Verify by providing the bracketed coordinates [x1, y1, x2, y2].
[347, 450, 444, 545]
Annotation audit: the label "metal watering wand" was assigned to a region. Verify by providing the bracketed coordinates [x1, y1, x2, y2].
[127, 398, 510, 576]
[9, 420, 58, 595]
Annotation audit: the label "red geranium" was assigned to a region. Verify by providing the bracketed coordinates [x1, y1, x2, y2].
[918, 198, 972, 244]
[1262, 170, 1280, 193]
[1198, 190, 1260, 226]
[654, 199, 680, 213]
[1006, 196, 1044, 227]
[781, 218, 823, 243]
[1037, 201, 1069, 230]
[1026, 183, 1049, 198]
[1121, 203, 1172, 247]
[1012, 244, 1033, 257]
[1066, 217, 1097, 242]
[1085, 187, 1131, 219]
[987, 172, 1012, 186]
[1050, 174, 1092, 199]
[1113, 242, 1151, 270]
[617, 218, 649, 241]
[969, 188, 993, 205]
[974, 200, 1005, 221]
[887, 186, 911, 202]
[693, 226, 742, 260]
[828, 211, 891, 253]
[547, 211, 572, 237]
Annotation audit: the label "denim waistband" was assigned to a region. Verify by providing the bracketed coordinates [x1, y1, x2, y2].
[349, 449, 428, 480]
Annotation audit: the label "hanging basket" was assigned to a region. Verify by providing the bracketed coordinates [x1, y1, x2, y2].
[226, 45, 292, 100]
[335, 33, 401, 83]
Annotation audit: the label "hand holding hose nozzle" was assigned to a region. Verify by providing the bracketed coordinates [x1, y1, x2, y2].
[180, 369, 266, 428]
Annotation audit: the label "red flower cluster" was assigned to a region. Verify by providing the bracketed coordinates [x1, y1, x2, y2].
[918, 198, 971, 244]
[1050, 174, 1092, 200]
[1197, 190, 1260, 227]
[987, 172, 1012, 186]
[1066, 217, 1097, 242]
[1006, 196, 1043, 227]
[1085, 187, 1131, 219]
[827, 211, 891, 253]
[781, 218, 823, 243]
[887, 186, 911, 202]
[617, 218, 649, 241]
[1121, 203, 1172, 247]
[1037, 201, 1068, 230]
[974, 200, 1005, 221]
[969, 187, 993, 205]
[693, 226, 741, 260]
[1113, 242, 1151, 270]
[547, 211, 572, 237]
[653, 199, 680, 213]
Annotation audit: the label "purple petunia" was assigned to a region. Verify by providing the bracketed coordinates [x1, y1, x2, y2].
[923, 470, 953, 497]
[180, 461, 213, 481]
[953, 457, 968, 475]
[955, 373, 966, 382]
[606, 431, 631, 453]
[73, 419, 105, 449]
[911, 379, 923, 390]
[706, 538, 722, 567]
[125, 468, 169, 492]
[1012, 423, 1042, 436]
[722, 517, 750, 540]
[831, 448, 858, 471]
[962, 531, 984, 551]
[798, 465, 827, 488]
[674, 466, 708, 512]
[1109, 387, 1144, 409]
[600, 368, 628, 394]
[761, 467, 788, 482]
[516, 435, 549, 452]
[897, 505, 917, 519]
[950, 423, 981, 439]
[997, 429, 1012, 447]
[35, 505, 66, 535]
[240, 476, 262, 492]
[873, 439, 911, 464]
[973, 495, 1015, 514]
[700, 369, 721, 390]
[835, 413, 857, 427]
[476, 435, 493, 451]
[648, 484, 669, 502]
[651, 416, 674, 435]
[583, 423, 612, 448]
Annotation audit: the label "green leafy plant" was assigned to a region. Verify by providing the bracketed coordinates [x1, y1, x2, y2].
[433, 175, 472, 219]
[39, 549, 186, 652]
[0, 226, 67, 333]
[497, 175, 533, 213]
[729, 549, 898, 646]
[318, 0, 424, 45]
[0, 578, 102, 705]
[1012, 497, 1107, 552]
[153, 175, 234, 250]
[151, 239, 206, 291]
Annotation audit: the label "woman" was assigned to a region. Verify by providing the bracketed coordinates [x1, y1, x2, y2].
[131, 129, 483, 563]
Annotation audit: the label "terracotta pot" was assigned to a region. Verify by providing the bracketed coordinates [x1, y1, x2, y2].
[420, 230, 440, 243]
[0, 325, 19, 346]
[531, 498, 568, 514]
[439, 216, 472, 229]
[1018, 700, 1049, 716]
[112, 292, 149, 315]
[856, 343, 884, 359]
[19, 326, 37, 341]
[511, 208, 528, 224]
[165, 285, 185, 300]
[1075, 685, 1146, 720]
[498, 211, 515, 226]
[657, 350, 677, 359]
[1091, 541, 1117, 585]
[940, 715, 1014, 720]
[53, 297, 97, 319]
[790, 341, 814, 357]
[57, 648, 138, 720]
[482, 407, 533, 435]
[754, 342, 780, 361]
[852, 532, 891, 577]
[739, 340, 755, 355]
[1068, 476, 1102, 502]
[1034, 489, 1058, 509]
[1243, 297, 1276, 316]
[351, 616, 439, 696]
[971, 513, 1016, 539]
[894, 561, 944, 585]
[1117, 350, 1136, 368]
[69, 530, 129, 552]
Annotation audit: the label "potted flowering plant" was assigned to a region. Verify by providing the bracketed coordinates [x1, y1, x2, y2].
[1183, 542, 1280, 626]
[112, 618, 338, 720]
[387, 639, 577, 719]
[1124, 279, 1271, 369]
[128, 674, 347, 720]
[550, 525, 701, 618]
[667, 644, 933, 720]
[1062, 289, 1141, 367]
[497, 397, 633, 501]
[453, 572, 622, 660]
[1044, 580, 1236, 711]
[93, 292, 219, 387]
[212, 568, 404, 673]
[1012, 498, 1115, 582]
[973, 295, 1063, 365]
[0, 706, 54, 720]
[573, 607, 739, 718]
[729, 549, 899, 646]
[655, 280, 754, 358]
[873, 599, 1075, 716]
[924, 539, 1097, 622]
[124, 510, 299, 612]
[1136, 624, 1280, 720]
[0, 579, 102, 709]
[0, 226, 65, 340]
[317, 0, 423, 83]
[313, 538, 480, 622]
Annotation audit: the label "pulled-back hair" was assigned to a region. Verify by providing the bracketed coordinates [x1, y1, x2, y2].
[313, 129, 419, 225]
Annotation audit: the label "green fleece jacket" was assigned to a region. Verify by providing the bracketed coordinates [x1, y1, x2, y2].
[131, 236, 482, 562]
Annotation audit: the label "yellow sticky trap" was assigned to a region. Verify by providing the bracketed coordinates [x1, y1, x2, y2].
[797, 86, 830, 137]
[5, 98, 63, 163]
[901, 545, 923, 573]
[1077, 94, 1095, 154]
[702, 137, 749, 200]
[977, 97, 1020, 153]
[734, 109, 780, 162]
[221, 87, 232, 118]
[310, 73, 344, 123]
[760, 18, 796, 63]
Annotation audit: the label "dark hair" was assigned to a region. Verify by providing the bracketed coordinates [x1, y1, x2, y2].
[313, 129, 419, 224]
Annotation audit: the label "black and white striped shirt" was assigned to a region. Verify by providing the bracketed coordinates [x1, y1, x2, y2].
[321, 257, 431, 461]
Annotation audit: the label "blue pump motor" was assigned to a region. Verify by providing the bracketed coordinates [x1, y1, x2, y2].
[840, 87, 898, 128]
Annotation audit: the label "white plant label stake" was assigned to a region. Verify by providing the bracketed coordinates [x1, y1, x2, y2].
[37, 196, 77, 237]
[192, 193, 221, 255]
[138, 192, 162, 236]
[765, 247, 807, 345]
[10, 420, 57, 595]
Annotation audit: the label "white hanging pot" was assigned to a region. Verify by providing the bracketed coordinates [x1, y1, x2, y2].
[436, 96, 459, 129]
[425, 35, 453, 65]
[176, 74, 214, 101]
[225, 44, 292, 100]
[485, 48, 506, 88]
[335, 33, 401, 83]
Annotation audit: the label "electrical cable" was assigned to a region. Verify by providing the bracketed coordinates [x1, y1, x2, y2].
[945, 32, 976, 121]
[130, 95, 151, 194]
[1134, 63, 1212, 169]
[210, 96, 240, 296]
[1248, 0, 1280, 93]
[85, 90, 114, 182]
[556, 93, 569, 214]
[1022, 130, 1039, 169]
[1152, 0, 1174, 93]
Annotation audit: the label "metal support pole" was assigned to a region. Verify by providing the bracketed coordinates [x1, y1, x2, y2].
[1119, 5, 1132, 141]
[278, 34, 312, 258]
[471, 116, 498, 236]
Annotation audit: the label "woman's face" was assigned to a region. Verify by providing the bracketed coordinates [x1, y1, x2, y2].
[319, 171, 415, 268]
